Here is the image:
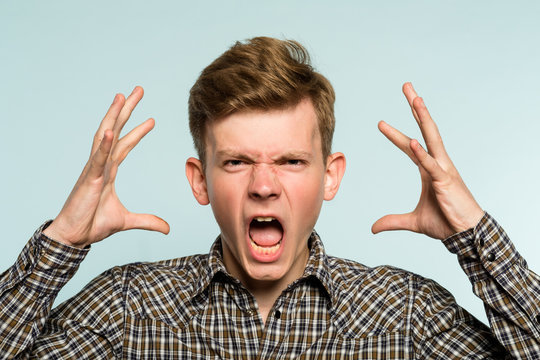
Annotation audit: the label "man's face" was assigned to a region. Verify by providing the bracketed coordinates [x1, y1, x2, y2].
[187, 99, 344, 288]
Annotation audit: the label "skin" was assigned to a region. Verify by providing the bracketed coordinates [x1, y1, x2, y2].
[43, 87, 169, 248]
[185, 99, 345, 322]
[372, 83, 484, 238]
[43, 82, 484, 324]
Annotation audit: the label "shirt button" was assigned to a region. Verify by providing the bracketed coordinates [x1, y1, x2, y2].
[479, 238, 485, 247]
[274, 310, 281, 319]
[536, 314, 540, 324]
[486, 252, 495, 262]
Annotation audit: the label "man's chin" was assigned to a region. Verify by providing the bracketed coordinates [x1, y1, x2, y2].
[243, 263, 290, 284]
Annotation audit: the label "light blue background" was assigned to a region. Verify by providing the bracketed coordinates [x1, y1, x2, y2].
[1, 1, 539, 324]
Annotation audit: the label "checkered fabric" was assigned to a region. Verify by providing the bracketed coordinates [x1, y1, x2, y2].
[0, 213, 538, 359]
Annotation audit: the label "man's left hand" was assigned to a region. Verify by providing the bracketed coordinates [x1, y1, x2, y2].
[372, 82, 484, 240]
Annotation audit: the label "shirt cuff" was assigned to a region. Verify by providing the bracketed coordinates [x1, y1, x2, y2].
[442, 212, 524, 279]
[13, 221, 90, 294]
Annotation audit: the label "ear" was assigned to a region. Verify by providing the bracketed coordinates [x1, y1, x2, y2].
[323, 152, 346, 201]
[185, 157, 210, 205]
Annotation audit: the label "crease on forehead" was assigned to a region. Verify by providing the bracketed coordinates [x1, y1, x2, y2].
[216, 148, 315, 162]
[209, 131, 319, 162]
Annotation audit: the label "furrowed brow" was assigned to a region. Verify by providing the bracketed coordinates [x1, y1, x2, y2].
[216, 149, 313, 163]
[276, 151, 312, 161]
[216, 149, 254, 162]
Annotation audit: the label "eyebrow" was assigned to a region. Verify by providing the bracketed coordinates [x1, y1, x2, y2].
[216, 150, 252, 160]
[275, 151, 312, 161]
[216, 149, 313, 161]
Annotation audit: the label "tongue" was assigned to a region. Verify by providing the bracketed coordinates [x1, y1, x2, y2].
[249, 222, 283, 246]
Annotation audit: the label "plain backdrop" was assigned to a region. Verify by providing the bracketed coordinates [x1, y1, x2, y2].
[1, 1, 539, 324]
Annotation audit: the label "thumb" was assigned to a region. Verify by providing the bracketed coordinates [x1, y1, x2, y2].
[371, 213, 416, 234]
[125, 213, 170, 235]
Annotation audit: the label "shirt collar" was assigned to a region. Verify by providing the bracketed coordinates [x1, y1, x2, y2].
[192, 236, 232, 298]
[298, 231, 335, 304]
[193, 231, 336, 304]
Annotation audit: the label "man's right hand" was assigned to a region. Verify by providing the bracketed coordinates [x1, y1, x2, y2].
[42, 87, 170, 248]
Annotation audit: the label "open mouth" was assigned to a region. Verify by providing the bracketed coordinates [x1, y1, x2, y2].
[249, 216, 284, 257]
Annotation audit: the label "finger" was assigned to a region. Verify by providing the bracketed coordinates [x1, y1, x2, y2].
[402, 83, 445, 157]
[87, 129, 114, 179]
[112, 86, 145, 139]
[371, 213, 417, 234]
[402, 82, 420, 124]
[124, 212, 170, 234]
[378, 121, 419, 165]
[111, 118, 155, 167]
[91, 93, 126, 155]
[412, 97, 447, 158]
[409, 139, 447, 182]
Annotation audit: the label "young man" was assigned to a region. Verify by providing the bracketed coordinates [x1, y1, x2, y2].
[1, 37, 538, 358]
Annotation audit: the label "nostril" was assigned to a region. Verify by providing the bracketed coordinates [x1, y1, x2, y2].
[249, 191, 277, 200]
[251, 192, 261, 199]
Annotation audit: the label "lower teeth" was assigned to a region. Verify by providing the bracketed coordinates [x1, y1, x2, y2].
[251, 240, 281, 255]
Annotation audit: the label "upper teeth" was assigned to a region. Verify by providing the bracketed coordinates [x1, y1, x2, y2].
[255, 217, 274, 222]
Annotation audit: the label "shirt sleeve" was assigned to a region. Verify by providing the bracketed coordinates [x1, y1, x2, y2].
[409, 273, 509, 359]
[0, 223, 125, 359]
[442, 212, 540, 359]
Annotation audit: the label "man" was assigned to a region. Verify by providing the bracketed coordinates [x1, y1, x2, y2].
[0, 37, 538, 358]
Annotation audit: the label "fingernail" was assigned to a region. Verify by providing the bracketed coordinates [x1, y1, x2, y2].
[112, 94, 119, 104]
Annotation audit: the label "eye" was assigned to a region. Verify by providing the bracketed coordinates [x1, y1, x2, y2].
[223, 159, 248, 171]
[287, 159, 302, 166]
[225, 159, 244, 166]
[282, 159, 306, 168]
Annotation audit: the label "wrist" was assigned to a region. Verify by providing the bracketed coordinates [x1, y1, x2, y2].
[455, 206, 485, 233]
[42, 221, 88, 249]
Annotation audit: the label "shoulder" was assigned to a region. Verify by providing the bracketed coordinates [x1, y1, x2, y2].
[97, 254, 210, 323]
[71, 254, 209, 303]
[326, 255, 459, 337]
[120, 254, 209, 283]
[112, 254, 210, 297]
[327, 255, 458, 305]
[326, 255, 418, 296]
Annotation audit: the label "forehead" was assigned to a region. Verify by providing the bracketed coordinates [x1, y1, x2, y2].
[205, 99, 321, 157]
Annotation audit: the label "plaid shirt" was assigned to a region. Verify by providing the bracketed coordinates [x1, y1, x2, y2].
[1, 213, 539, 359]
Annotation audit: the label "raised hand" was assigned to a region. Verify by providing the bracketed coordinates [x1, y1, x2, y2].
[372, 83, 484, 240]
[42, 87, 169, 248]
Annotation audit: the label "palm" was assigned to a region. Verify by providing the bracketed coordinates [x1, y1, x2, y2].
[88, 186, 127, 241]
[412, 167, 453, 239]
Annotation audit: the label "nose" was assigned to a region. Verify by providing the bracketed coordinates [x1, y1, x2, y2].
[248, 165, 281, 200]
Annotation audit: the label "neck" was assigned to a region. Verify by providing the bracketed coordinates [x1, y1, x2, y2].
[242, 278, 287, 324]
[220, 237, 310, 324]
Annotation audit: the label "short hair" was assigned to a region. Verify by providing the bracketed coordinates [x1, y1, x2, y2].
[188, 36, 336, 165]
